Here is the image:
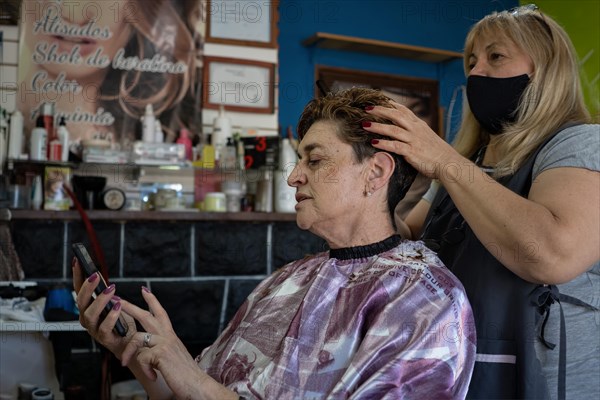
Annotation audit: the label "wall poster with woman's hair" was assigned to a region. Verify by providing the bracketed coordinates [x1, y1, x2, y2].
[17, 0, 204, 150]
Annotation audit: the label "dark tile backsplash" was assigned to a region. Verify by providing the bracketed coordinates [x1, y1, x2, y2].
[124, 222, 192, 277]
[152, 280, 225, 343]
[196, 222, 268, 276]
[225, 278, 263, 325]
[8, 217, 325, 390]
[12, 220, 65, 278]
[272, 222, 329, 268]
[68, 221, 122, 277]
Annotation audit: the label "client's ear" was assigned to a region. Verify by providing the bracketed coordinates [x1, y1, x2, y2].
[367, 152, 395, 193]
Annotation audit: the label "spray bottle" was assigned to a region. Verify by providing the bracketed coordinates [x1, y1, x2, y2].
[212, 105, 231, 163]
[141, 104, 156, 142]
[8, 110, 24, 159]
[176, 128, 193, 160]
[56, 117, 70, 162]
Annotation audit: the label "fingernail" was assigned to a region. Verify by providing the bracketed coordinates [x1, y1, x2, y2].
[112, 295, 121, 302]
[103, 284, 115, 294]
[371, 139, 379, 145]
[113, 302, 121, 311]
[362, 121, 372, 128]
[365, 106, 374, 111]
[142, 286, 151, 293]
[87, 273, 98, 283]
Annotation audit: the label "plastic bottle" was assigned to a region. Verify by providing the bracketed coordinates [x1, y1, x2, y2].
[8, 110, 24, 159]
[278, 138, 297, 171]
[30, 116, 48, 161]
[41, 102, 55, 158]
[0, 109, 7, 172]
[201, 135, 215, 169]
[237, 138, 245, 170]
[31, 175, 43, 210]
[212, 105, 231, 161]
[255, 166, 274, 212]
[56, 117, 69, 161]
[221, 137, 237, 169]
[154, 119, 164, 143]
[176, 128, 193, 160]
[141, 104, 156, 142]
[48, 138, 62, 161]
[275, 138, 298, 213]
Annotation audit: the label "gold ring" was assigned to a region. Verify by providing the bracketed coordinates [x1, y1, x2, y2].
[143, 332, 152, 348]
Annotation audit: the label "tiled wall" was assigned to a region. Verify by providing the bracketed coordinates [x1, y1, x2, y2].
[9, 217, 327, 396]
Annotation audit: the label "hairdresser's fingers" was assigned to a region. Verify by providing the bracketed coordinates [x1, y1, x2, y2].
[362, 120, 412, 145]
[366, 103, 420, 128]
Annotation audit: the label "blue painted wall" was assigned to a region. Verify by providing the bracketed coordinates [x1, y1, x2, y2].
[277, 0, 518, 142]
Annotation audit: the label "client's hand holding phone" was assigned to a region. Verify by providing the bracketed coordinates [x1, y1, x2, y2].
[72, 242, 128, 337]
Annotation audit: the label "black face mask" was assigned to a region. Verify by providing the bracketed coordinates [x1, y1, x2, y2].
[467, 74, 530, 135]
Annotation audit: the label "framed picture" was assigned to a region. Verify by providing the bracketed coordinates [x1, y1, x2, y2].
[205, 0, 278, 48]
[203, 56, 275, 114]
[316, 66, 442, 137]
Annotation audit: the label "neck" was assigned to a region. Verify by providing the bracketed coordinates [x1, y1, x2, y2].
[483, 136, 502, 166]
[319, 207, 396, 249]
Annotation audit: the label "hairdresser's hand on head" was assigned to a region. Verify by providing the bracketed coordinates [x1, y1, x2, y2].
[363, 102, 463, 180]
[72, 257, 137, 359]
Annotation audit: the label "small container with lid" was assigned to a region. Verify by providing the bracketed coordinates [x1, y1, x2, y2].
[221, 180, 245, 212]
[204, 192, 226, 212]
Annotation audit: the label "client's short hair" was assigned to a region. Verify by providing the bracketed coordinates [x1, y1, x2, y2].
[297, 87, 417, 226]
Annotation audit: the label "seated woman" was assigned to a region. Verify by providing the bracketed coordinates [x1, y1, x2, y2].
[73, 88, 476, 399]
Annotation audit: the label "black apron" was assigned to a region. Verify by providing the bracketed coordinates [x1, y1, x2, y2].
[420, 129, 574, 399]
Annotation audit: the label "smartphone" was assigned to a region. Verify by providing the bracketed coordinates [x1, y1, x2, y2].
[72, 242, 128, 337]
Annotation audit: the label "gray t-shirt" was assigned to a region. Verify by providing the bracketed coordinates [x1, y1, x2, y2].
[531, 124, 599, 400]
[422, 124, 600, 399]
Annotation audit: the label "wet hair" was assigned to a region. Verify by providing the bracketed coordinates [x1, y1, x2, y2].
[297, 87, 417, 227]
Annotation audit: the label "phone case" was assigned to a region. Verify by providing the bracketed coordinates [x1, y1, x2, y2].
[72, 243, 128, 337]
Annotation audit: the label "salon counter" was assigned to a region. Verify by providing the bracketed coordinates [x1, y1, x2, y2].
[8, 209, 298, 222]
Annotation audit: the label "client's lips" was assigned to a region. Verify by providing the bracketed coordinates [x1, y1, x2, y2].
[295, 193, 311, 203]
[53, 35, 96, 45]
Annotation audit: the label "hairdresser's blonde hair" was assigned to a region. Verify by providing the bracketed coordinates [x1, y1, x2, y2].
[453, 8, 591, 177]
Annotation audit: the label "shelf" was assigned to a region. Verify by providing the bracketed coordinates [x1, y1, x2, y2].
[302, 32, 463, 63]
[8, 209, 298, 222]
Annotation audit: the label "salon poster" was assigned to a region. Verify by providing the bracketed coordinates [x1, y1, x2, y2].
[17, 0, 204, 147]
